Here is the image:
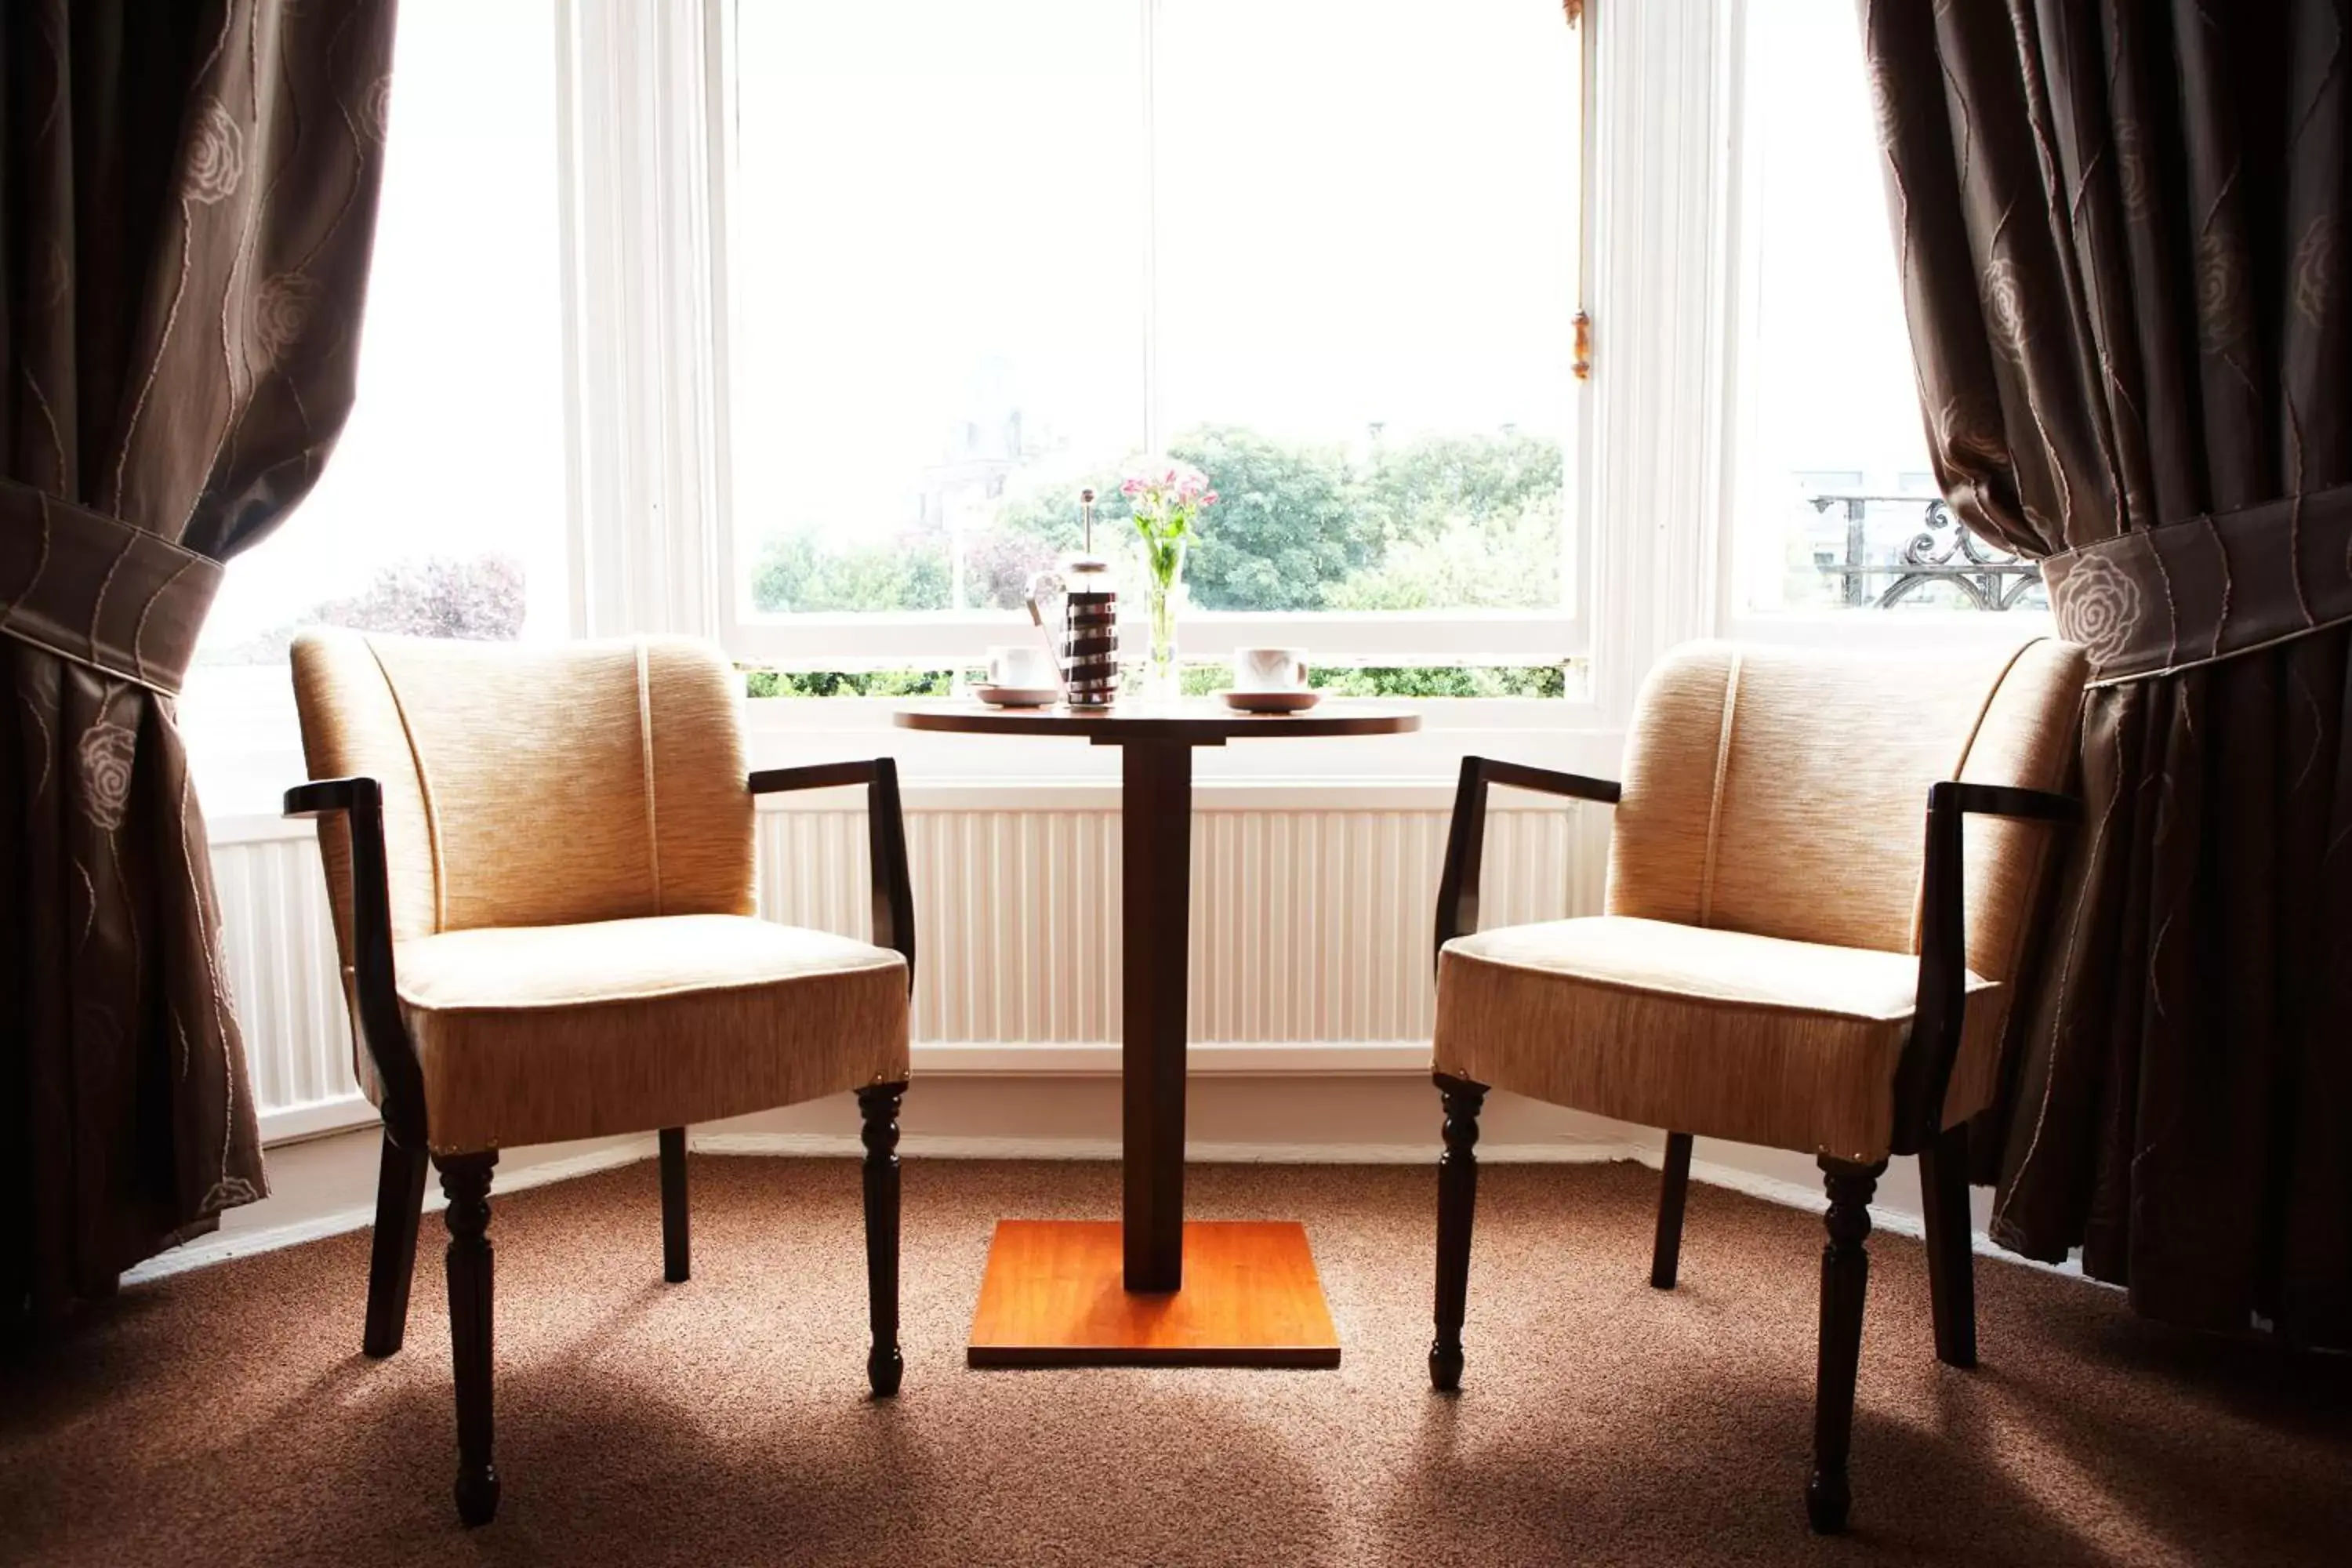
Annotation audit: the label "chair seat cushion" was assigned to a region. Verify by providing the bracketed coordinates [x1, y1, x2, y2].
[380, 914, 909, 1154]
[1433, 916, 2005, 1163]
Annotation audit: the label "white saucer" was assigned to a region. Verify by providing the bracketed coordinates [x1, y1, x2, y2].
[973, 684, 1061, 708]
[1221, 688, 1323, 713]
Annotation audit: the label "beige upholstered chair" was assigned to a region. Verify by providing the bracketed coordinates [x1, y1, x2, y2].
[1427, 638, 2086, 1534]
[285, 630, 914, 1526]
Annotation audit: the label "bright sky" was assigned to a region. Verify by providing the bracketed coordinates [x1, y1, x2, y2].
[200, 0, 565, 650]
[1744, 0, 1935, 478]
[1733, 0, 1939, 608]
[728, 0, 1582, 541]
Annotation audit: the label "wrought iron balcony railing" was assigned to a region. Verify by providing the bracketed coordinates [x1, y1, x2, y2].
[1807, 492, 2044, 612]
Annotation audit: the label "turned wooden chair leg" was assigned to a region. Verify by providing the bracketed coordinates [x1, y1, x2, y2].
[436, 1152, 500, 1528]
[1807, 1157, 1884, 1535]
[1650, 1131, 1693, 1290]
[1918, 1121, 1977, 1368]
[1429, 1073, 1488, 1393]
[362, 1130, 429, 1357]
[858, 1083, 906, 1398]
[659, 1127, 690, 1283]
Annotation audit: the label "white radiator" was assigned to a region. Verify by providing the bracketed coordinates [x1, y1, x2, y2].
[212, 793, 1607, 1142]
[209, 831, 365, 1143]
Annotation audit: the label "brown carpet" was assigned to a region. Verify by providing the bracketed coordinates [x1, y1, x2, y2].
[4, 1157, 2347, 1566]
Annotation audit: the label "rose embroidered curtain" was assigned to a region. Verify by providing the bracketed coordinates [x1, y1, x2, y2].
[1859, 1, 2350, 1344]
[2, 0, 397, 1320]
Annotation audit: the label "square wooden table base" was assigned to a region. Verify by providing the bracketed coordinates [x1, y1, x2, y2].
[967, 1219, 1342, 1368]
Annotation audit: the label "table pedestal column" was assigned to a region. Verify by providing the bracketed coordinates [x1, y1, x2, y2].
[1121, 739, 1190, 1291]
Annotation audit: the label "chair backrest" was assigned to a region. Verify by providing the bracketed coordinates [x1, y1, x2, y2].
[1606, 639, 2087, 984]
[290, 631, 755, 962]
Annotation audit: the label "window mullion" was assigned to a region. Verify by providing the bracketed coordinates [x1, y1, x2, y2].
[1140, 0, 1161, 458]
[559, 0, 730, 642]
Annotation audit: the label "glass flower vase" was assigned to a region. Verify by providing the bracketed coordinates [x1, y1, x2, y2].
[1145, 548, 1186, 702]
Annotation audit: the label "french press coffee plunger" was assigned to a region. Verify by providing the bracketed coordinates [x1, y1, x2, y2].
[1025, 488, 1120, 707]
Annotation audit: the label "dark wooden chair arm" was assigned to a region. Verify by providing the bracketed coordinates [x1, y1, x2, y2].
[1890, 780, 2082, 1155]
[1434, 756, 1624, 966]
[1933, 781, 2080, 824]
[748, 758, 916, 989]
[283, 775, 426, 1149]
[747, 760, 887, 795]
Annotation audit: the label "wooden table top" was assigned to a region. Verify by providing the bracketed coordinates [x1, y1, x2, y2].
[892, 698, 1421, 743]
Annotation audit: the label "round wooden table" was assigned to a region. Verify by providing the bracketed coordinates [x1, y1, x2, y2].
[895, 699, 1421, 1367]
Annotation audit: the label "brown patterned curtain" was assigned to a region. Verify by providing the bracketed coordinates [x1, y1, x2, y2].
[2, 0, 397, 1321]
[1860, 2, 2350, 1345]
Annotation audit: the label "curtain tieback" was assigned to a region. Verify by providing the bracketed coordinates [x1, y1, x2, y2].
[0, 478, 222, 698]
[2042, 481, 2352, 687]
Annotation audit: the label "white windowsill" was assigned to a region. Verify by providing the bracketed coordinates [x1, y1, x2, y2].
[724, 608, 1588, 666]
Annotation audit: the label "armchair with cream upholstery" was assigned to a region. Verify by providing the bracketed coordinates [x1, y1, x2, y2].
[285, 630, 914, 1526]
[1426, 638, 2087, 1534]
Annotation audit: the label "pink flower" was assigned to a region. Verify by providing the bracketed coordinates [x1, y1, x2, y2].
[1120, 458, 1214, 522]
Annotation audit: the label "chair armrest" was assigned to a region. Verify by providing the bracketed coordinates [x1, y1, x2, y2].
[1935, 781, 2079, 826]
[1890, 780, 2082, 1156]
[747, 760, 887, 795]
[283, 776, 426, 1148]
[285, 778, 368, 818]
[748, 759, 916, 989]
[1434, 757, 1624, 967]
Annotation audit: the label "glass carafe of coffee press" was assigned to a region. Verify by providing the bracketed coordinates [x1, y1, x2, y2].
[1025, 488, 1120, 707]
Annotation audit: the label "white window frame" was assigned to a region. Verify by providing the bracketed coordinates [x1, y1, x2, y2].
[545, 0, 1762, 780]
[540, 0, 2063, 786]
[695, 0, 1597, 675]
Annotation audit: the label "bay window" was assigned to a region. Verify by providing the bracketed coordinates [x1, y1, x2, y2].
[172, 0, 2056, 812]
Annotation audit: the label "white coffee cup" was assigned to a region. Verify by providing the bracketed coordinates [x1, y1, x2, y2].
[1234, 647, 1308, 692]
[987, 644, 1058, 690]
